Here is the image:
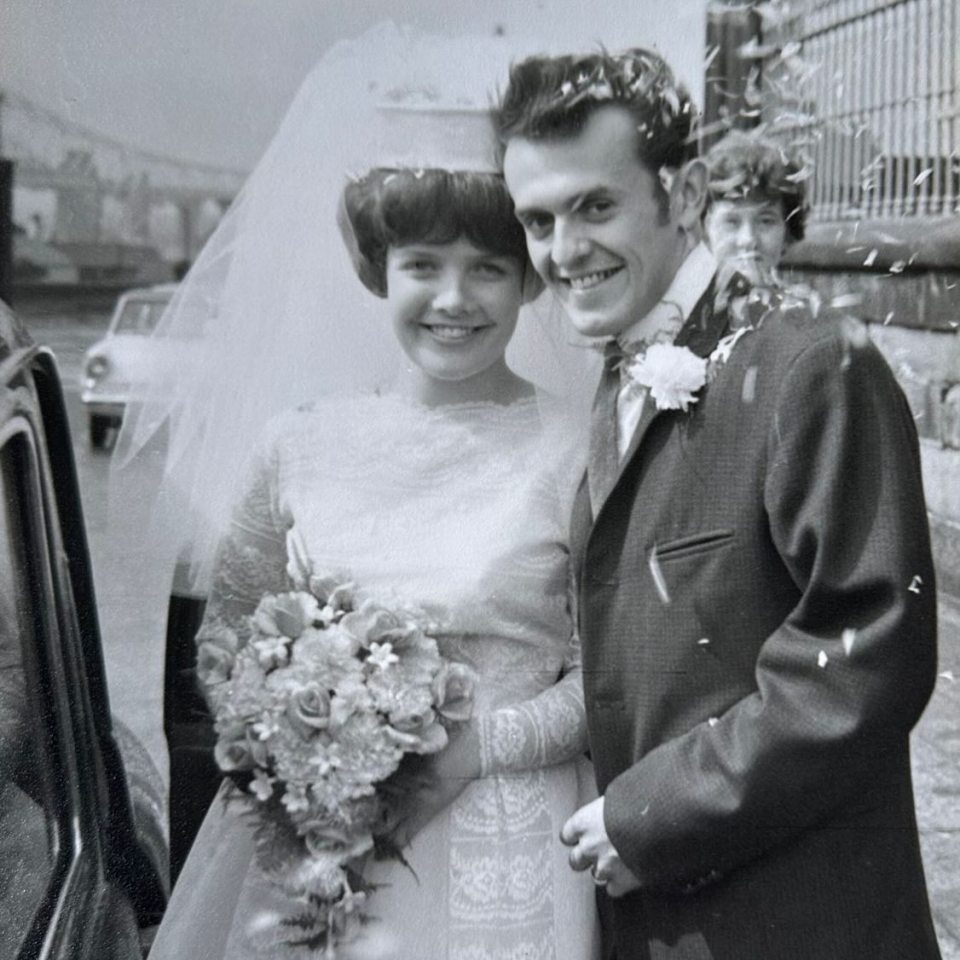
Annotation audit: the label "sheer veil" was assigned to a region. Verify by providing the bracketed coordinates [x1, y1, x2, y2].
[110, 21, 598, 598]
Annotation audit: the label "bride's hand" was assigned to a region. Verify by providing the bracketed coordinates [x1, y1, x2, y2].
[392, 720, 482, 848]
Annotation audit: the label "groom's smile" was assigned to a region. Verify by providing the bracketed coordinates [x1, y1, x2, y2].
[503, 104, 691, 340]
[560, 266, 625, 292]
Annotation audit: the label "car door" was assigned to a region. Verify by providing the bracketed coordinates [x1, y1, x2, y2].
[0, 326, 166, 959]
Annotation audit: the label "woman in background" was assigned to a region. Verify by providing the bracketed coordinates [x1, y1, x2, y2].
[703, 130, 808, 286]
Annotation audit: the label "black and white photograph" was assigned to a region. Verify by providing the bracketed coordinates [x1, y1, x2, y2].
[0, 1, 958, 957]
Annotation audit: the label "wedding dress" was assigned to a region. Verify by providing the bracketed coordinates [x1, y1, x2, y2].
[149, 392, 599, 960]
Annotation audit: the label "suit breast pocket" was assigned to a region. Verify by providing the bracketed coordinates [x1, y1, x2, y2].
[653, 528, 735, 563]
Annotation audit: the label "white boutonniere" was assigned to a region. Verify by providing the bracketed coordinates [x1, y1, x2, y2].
[624, 343, 708, 412]
[624, 327, 756, 413]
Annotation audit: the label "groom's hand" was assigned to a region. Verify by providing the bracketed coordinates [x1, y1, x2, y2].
[560, 796, 642, 898]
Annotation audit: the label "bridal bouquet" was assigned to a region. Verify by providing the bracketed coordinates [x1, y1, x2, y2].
[200, 561, 475, 957]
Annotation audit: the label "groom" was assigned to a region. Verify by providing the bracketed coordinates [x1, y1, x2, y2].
[497, 50, 942, 958]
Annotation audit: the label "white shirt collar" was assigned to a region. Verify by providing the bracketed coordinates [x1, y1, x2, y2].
[618, 242, 717, 350]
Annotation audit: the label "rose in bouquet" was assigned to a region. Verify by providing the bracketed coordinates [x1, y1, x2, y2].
[197, 565, 476, 956]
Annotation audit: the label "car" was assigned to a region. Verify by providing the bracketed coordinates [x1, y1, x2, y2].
[81, 283, 176, 449]
[0, 298, 168, 957]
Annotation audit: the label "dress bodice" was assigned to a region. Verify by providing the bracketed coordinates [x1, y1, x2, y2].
[228, 393, 576, 706]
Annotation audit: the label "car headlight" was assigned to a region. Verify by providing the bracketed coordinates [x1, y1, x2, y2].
[84, 354, 109, 383]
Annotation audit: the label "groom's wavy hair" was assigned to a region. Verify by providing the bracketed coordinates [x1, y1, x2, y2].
[340, 169, 531, 298]
[494, 48, 698, 222]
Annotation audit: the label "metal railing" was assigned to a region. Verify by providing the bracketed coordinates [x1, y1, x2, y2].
[762, 0, 959, 221]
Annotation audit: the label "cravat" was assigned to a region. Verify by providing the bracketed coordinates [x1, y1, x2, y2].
[587, 341, 624, 516]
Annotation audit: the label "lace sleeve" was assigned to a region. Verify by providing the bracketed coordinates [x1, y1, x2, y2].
[194, 436, 290, 692]
[475, 629, 587, 777]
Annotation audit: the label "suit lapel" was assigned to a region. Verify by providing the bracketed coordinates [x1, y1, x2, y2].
[569, 471, 593, 583]
[590, 278, 730, 523]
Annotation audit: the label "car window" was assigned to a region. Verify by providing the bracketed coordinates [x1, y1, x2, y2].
[113, 298, 169, 335]
[0, 433, 63, 957]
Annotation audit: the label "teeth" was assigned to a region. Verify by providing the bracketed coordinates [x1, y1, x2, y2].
[565, 268, 619, 291]
[427, 325, 480, 341]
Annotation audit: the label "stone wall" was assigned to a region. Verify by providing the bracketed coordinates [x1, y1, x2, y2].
[784, 218, 960, 599]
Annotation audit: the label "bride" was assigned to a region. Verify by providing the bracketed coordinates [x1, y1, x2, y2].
[135, 23, 601, 960]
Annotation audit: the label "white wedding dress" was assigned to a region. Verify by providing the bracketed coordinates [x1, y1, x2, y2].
[150, 393, 599, 960]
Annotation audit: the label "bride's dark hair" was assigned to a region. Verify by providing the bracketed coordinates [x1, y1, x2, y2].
[341, 168, 529, 297]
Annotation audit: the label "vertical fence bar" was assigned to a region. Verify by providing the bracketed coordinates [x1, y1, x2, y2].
[942, 0, 955, 214]
[824, 24, 836, 218]
[929, 0, 942, 213]
[861, 0, 876, 218]
[823, 26, 835, 217]
[918, 0, 932, 215]
[839, 3, 851, 214]
[865, 2, 880, 218]
[948, 0, 959, 211]
[811, 26, 826, 217]
[891, 1, 905, 216]
[849, 3, 862, 216]
[907, 0, 920, 214]
[879, 3, 893, 217]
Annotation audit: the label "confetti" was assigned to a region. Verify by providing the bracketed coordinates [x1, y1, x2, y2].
[742, 366, 758, 404]
[863, 249, 879, 267]
[913, 168, 933, 186]
[889, 260, 907, 274]
[842, 628, 857, 656]
[708, 717, 719, 727]
[829, 293, 862, 310]
[648, 547, 671, 605]
[640, 804, 650, 816]
[698, 638, 711, 646]
[908, 575, 923, 594]
[938, 671, 955, 682]
[883, 310, 895, 325]
[817, 650, 829, 668]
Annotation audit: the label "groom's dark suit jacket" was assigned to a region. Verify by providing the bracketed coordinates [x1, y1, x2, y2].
[570, 281, 941, 960]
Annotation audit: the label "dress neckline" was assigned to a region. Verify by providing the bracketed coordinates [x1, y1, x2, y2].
[370, 390, 541, 416]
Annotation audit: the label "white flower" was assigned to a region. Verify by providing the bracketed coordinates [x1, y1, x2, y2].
[253, 591, 321, 639]
[253, 635, 290, 670]
[281, 783, 310, 814]
[367, 641, 399, 671]
[626, 343, 708, 412]
[250, 770, 274, 801]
